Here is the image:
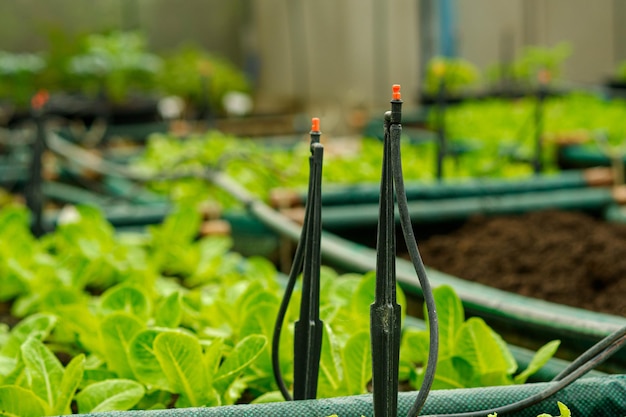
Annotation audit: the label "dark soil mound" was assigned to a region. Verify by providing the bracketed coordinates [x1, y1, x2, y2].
[417, 210, 626, 317]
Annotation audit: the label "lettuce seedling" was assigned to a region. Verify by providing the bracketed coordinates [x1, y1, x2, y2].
[401, 285, 560, 390]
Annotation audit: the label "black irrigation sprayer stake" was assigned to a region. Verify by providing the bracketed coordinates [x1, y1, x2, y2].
[533, 69, 548, 174]
[370, 85, 402, 417]
[271, 117, 324, 401]
[293, 117, 324, 400]
[435, 79, 447, 180]
[26, 90, 49, 237]
[372, 85, 440, 417]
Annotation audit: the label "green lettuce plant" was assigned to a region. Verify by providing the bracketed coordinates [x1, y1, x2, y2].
[486, 42, 572, 92]
[423, 56, 480, 97]
[67, 31, 162, 103]
[400, 285, 560, 390]
[0, 205, 564, 413]
[156, 44, 250, 115]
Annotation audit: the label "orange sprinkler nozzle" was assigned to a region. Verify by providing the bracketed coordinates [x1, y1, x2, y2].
[392, 84, 401, 100]
[311, 117, 320, 132]
[31, 90, 49, 110]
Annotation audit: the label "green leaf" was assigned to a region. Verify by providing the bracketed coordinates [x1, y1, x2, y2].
[75, 379, 145, 413]
[556, 401, 571, 417]
[411, 357, 465, 390]
[349, 273, 377, 330]
[100, 284, 151, 320]
[153, 330, 209, 407]
[20, 337, 64, 409]
[154, 292, 182, 328]
[489, 327, 518, 376]
[129, 328, 172, 391]
[536, 401, 571, 417]
[0, 385, 50, 417]
[452, 318, 513, 387]
[514, 340, 561, 384]
[0, 313, 57, 359]
[203, 337, 224, 381]
[54, 304, 102, 356]
[0, 356, 16, 379]
[1, 358, 25, 386]
[238, 285, 279, 322]
[341, 331, 371, 395]
[250, 390, 285, 404]
[100, 312, 145, 378]
[238, 302, 279, 387]
[0, 259, 29, 302]
[400, 327, 429, 366]
[188, 236, 234, 286]
[53, 354, 85, 415]
[426, 285, 464, 358]
[317, 324, 346, 398]
[213, 334, 267, 397]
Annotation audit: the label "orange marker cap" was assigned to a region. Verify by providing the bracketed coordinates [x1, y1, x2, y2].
[311, 117, 320, 132]
[392, 84, 401, 100]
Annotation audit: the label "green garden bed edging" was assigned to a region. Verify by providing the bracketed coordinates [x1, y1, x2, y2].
[69, 375, 626, 417]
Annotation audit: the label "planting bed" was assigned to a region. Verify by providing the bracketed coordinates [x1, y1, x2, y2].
[416, 209, 626, 317]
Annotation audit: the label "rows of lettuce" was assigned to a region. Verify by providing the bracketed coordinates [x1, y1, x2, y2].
[132, 92, 626, 208]
[0, 204, 558, 415]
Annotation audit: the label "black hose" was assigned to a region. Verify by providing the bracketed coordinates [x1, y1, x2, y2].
[271, 219, 305, 401]
[272, 124, 324, 402]
[551, 325, 626, 382]
[389, 119, 439, 417]
[270, 150, 314, 402]
[419, 326, 626, 417]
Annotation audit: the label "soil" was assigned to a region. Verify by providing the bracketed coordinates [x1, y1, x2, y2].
[416, 210, 626, 317]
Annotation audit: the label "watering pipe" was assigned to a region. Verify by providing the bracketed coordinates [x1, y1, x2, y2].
[310, 186, 623, 230]
[291, 167, 614, 207]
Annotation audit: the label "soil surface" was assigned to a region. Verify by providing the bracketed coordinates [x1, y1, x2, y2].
[416, 210, 626, 317]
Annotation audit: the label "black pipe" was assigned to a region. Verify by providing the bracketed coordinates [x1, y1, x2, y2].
[533, 71, 547, 174]
[435, 80, 447, 180]
[26, 95, 48, 237]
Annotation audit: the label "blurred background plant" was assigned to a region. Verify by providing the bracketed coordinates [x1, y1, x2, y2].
[423, 56, 480, 97]
[486, 42, 572, 93]
[66, 31, 162, 104]
[157, 44, 251, 117]
[0, 50, 46, 107]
